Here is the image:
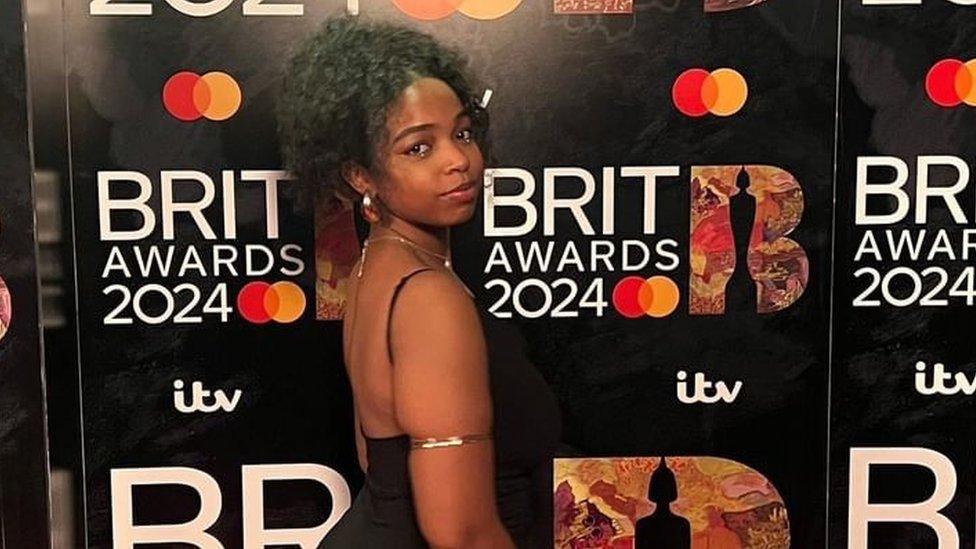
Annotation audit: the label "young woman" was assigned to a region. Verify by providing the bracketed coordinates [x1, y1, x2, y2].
[277, 15, 561, 548]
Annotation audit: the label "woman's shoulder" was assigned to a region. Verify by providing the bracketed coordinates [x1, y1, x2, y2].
[392, 268, 472, 312]
[367, 242, 470, 301]
[388, 267, 486, 368]
[386, 268, 477, 332]
[366, 239, 428, 273]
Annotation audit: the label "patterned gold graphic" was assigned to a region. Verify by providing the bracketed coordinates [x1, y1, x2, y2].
[554, 0, 633, 14]
[0, 276, 9, 342]
[314, 200, 359, 320]
[554, 457, 789, 548]
[689, 165, 807, 314]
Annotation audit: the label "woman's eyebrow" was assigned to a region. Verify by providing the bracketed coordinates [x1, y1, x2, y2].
[392, 109, 470, 143]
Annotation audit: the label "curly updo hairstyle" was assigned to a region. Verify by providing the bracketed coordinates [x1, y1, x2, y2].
[277, 14, 491, 210]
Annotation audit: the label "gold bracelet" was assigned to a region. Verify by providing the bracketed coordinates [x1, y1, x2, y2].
[410, 434, 492, 450]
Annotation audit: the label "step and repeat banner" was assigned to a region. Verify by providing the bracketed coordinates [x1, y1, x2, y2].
[65, 2, 359, 547]
[59, 0, 935, 547]
[0, 0, 52, 547]
[832, 1, 976, 547]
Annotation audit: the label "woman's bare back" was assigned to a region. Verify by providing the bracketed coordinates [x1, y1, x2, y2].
[327, 234, 559, 549]
[342, 241, 483, 440]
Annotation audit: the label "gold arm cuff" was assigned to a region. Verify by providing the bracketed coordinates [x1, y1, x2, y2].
[410, 434, 492, 450]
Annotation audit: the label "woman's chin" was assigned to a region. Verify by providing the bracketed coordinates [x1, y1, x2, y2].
[450, 204, 479, 226]
[434, 202, 478, 227]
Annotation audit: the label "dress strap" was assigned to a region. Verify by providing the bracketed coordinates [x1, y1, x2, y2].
[386, 267, 435, 364]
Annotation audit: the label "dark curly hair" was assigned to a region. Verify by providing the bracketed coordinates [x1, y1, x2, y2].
[277, 14, 492, 209]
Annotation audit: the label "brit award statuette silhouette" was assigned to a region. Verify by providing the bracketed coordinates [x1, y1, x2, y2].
[634, 457, 691, 549]
[727, 169, 757, 313]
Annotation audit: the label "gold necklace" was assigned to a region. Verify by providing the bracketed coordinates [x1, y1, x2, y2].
[387, 227, 452, 267]
[357, 230, 473, 297]
[359, 235, 449, 271]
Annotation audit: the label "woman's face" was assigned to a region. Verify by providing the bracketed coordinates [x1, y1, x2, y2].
[373, 77, 485, 228]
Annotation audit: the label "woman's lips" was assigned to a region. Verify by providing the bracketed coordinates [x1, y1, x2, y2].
[441, 181, 478, 203]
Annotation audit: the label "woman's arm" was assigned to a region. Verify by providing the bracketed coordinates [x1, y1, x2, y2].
[389, 270, 516, 549]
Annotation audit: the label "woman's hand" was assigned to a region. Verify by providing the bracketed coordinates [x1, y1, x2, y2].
[389, 269, 516, 549]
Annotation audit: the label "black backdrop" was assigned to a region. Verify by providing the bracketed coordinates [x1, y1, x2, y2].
[0, 0, 51, 547]
[832, 1, 976, 547]
[43, 0, 976, 547]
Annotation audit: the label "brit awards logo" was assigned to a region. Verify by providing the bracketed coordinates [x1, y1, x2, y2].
[481, 162, 808, 320]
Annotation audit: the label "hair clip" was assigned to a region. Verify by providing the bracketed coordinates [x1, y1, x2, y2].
[479, 89, 493, 109]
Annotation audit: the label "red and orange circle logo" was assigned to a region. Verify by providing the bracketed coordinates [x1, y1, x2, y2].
[163, 71, 242, 122]
[925, 59, 976, 108]
[672, 68, 749, 117]
[237, 281, 306, 324]
[392, 0, 522, 20]
[612, 276, 680, 319]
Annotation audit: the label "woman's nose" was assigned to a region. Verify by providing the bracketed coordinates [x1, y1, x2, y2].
[443, 139, 471, 172]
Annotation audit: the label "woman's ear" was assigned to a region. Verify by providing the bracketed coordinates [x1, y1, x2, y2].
[341, 160, 372, 197]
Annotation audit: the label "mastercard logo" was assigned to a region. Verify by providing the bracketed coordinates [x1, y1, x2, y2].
[672, 68, 749, 117]
[925, 59, 976, 108]
[237, 281, 306, 324]
[392, 0, 522, 20]
[612, 276, 680, 319]
[162, 71, 242, 122]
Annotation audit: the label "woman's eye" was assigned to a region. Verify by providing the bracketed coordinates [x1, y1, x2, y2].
[457, 128, 473, 142]
[408, 143, 431, 156]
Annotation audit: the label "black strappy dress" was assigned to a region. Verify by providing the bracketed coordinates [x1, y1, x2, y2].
[318, 268, 562, 548]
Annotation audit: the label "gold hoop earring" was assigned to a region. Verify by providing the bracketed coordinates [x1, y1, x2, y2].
[362, 193, 381, 224]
